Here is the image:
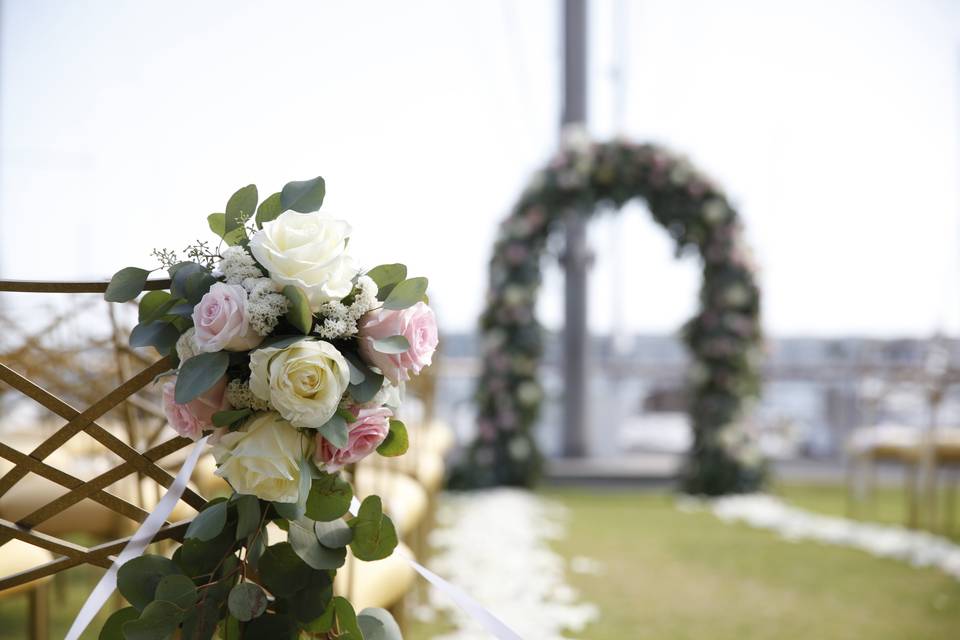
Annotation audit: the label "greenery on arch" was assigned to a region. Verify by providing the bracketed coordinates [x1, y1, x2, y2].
[452, 135, 766, 495]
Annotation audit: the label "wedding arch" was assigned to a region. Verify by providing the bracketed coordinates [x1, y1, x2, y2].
[453, 136, 765, 495]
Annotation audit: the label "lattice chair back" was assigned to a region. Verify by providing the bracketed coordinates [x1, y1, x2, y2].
[0, 279, 207, 593]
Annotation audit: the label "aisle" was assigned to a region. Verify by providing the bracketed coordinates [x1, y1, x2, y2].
[690, 494, 960, 580]
[419, 489, 598, 640]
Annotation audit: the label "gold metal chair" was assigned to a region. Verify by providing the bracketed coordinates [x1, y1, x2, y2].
[0, 279, 205, 639]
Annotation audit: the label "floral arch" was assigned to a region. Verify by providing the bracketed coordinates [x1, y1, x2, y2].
[453, 137, 766, 495]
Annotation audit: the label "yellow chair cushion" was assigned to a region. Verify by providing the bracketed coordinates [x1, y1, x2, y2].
[0, 539, 54, 598]
[333, 543, 416, 611]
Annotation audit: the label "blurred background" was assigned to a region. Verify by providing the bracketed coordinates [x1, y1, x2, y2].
[2, 1, 960, 639]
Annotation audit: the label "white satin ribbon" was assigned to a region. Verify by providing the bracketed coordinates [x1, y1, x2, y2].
[349, 497, 523, 640]
[65, 436, 209, 640]
[66, 442, 521, 640]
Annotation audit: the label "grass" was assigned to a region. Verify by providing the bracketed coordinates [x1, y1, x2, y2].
[549, 485, 960, 640]
[3, 484, 959, 639]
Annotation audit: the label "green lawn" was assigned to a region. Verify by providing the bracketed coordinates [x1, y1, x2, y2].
[548, 487, 960, 640]
[3, 484, 958, 639]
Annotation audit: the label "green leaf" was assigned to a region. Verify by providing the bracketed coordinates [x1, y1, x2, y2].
[344, 351, 383, 403]
[382, 277, 429, 310]
[175, 351, 229, 404]
[377, 419, 408, 457]
[314, 518, 353, 548]
[282, 285, 313, 334]
[226, 184, 258, 233]
[244, 612, 295, 639]
[344, 357, 366, 385]
[184, 499, 228, 541]
[121, 600, 182, 640]
[116, 555, 180, 611]
[257, 542, 313, 597]
[358, 608, 403, 640]
[234, 494, 260, 540]
[372, 335, 410, 355]
[207, 212, 226, 236]
[281, 176, 326, 213]
[305, 473, 353, 522]
[98, 606, 139, 640]
[212, 408, 252, 428]
[255, 192, 284, 227]
[181, 597, 221, 640]
[169, 262, 216, 303]
[289, 579, 333, 624]
[227, 582, 268, 622]
[317, 413, 348, 449]
[332, 597, 363, 639]
[288, 518, 346, 570]
[246, 527, 268, 571]
[137, 290, 175, 324]
[349, 495, 398, 561]
[153, 574, 197, 610]
[129, 321, 180, 356]
[104, 267, 150, 302]
[366, 264, 407, 300]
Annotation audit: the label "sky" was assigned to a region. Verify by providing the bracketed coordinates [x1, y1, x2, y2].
[1, 0, 959, 338]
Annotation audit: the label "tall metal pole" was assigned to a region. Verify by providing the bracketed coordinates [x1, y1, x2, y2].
[561, 0, 589, 458]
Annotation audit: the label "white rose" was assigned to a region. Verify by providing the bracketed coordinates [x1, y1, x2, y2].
[211, 412, 306, 502]
[249, 339, 350, 429]
[249, 211, 359, 310]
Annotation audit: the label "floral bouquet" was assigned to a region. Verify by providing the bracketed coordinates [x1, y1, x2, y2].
[100, 176, 437, 639]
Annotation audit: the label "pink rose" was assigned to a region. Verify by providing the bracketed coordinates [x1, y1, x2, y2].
[192, 283, 263, 352]
[314, 405, 392, 472]
[357, 302, 438, 383]
[162, 376, 230, 440]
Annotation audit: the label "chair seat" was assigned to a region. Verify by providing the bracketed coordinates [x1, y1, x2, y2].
[368, 451, 445, 495]
[0, 539, 54, 598]
[334, 543, 417, 611]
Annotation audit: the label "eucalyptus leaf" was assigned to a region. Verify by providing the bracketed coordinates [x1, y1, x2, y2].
[175, 351, 230, 404]
[244, 612, 295, 639]
[129, 321, 180, 356]
[283, 285, 313, 334]
[317, 413, 348, 449]
[227, 582, 268, 622]
[376, 419, 408, 457]
[184, 500, 228, 542]
[121, 600, 182, 640]
[154, 574, 197, 610]
[288, 519, 346, 570]
[233, 494, 260, 540]
[225, 184, 258, 233]
[255, 192, 284, 227]
[305, 473, 353, 522]
[257, 542, 313, 597]
[137, 290, 175, 324]
[366, 263, 407, 299]
[344, 357, 366, 385]
[289, 581, 333, 624]
[207, 212, 226, 237]
[104, 267, 150, 303]
[98, 606, 138, 640]
[358, 608, 403, 640]
[212, 408, 252, 428]
[314, 518, 353, 548]
[281, 176, 326, 213]
[344, 351, 383, 403]
[382, 277, 429, 310]
[349, 496, 398, 561]
[372, 334, 410, 355]
[116, 555, 180, 611]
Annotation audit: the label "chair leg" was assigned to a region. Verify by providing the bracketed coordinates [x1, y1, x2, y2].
[28, 582, 49, 640]
[906, 462, 919, 529]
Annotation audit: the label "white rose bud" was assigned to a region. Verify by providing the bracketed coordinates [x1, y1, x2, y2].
[249, 340, 350, 429]
[249, 211, 359, 311]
